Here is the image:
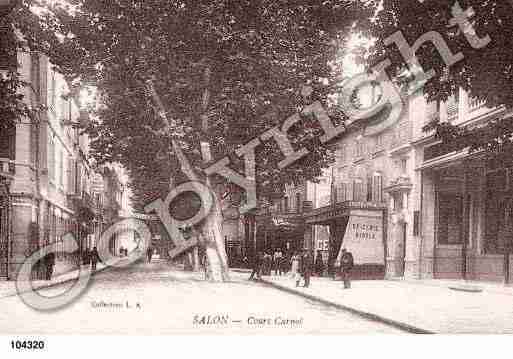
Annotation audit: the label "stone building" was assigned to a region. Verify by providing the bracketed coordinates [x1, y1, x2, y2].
[414, 89, 513, 282]
[0, 27, 126, 280]
[262, 82, 513, 283]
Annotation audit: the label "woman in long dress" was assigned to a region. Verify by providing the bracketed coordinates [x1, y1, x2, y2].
[290, 253, 301, 287]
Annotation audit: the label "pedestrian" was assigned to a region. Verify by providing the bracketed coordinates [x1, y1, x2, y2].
[274, 249, 283, 276]
[248, 252, 263, 281]
[262, 252, 270, 276]
[301, 250, 313, 288]
[90, 246, 101, 271]
[147, 246, 153, 262]
[281, 252, 290, 275]
[340, 248, 354, 289]
[44, 251, 56, 280]
[315, 250, 325, 277]
[290, 252, 301, 287]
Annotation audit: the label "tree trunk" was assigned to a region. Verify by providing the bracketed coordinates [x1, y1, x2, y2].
[201, 184, 230, 281]
[192, 246, 200, 272]
[146, 73, 230, 282]
[196, 64, 230, 282]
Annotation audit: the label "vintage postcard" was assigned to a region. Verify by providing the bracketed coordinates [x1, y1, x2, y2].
[1, 1, 513, 349]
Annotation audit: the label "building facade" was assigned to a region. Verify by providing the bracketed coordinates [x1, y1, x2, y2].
[256, 81, 512, 283]
[0, 27, 130, 280]
[414, 89, 513, 282]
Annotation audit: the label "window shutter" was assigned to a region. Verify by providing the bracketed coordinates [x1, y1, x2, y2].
[76, 162, 82, 195]
[48, 138, 55, 182]
[367, 175, 373, 202]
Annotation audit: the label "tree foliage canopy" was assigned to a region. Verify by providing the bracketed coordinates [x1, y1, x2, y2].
[9, 0, 375, 209]
[366, 0, 513, 158]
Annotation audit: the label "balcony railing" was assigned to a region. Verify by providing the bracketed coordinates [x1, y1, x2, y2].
[0, 158, 15, 177]
[447, 103, 458, 121]
[469, 97, 486, 112]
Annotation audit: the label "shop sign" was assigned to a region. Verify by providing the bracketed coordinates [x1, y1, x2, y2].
[336, 210, 384, 265]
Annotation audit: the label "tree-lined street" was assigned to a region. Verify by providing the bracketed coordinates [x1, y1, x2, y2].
[0, 261, 402, 334]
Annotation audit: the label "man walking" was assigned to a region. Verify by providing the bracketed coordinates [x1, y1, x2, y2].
[274, 249, 283, 276]
[147, 245, 153, 263]
[249, 251, 263, 281]
[90, 246, 101, 271]
[44, 251, 56, 280]
[301, 250, 313, 288]
[340, 248, 354, 289]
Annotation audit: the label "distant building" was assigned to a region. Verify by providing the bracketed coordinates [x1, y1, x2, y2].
[0, 25, 130, 280]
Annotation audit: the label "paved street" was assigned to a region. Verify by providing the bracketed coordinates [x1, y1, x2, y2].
[0, 261, 403, 334]
[263, 275, 513, 334]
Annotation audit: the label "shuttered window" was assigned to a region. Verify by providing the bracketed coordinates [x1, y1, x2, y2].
[48, 137, 55, 183]
[373, 174, 383, 203]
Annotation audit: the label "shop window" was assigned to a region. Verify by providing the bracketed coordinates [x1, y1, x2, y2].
[484, 194, 513, 254]
[437, 194, 463, 245]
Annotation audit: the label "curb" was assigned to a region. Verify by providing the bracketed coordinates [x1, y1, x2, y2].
[230, 268, 252, 274]
[0, 265, 111, 299]
[261, 279, 435, 334]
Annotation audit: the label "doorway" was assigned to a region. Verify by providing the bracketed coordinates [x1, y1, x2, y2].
[0, 185, 10, 279]
[394, 220, 407, 277]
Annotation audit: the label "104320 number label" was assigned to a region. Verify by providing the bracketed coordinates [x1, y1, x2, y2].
[10, 340, 45, 350]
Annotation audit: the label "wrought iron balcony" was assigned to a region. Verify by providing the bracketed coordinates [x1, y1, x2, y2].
[469, 97, 486, 112]
[0, 158, 15, 179]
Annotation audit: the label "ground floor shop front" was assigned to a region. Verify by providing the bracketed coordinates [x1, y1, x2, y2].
[305, 202, 387, 280]
[417, 155, 513, 283]
[0, 187, 101, 280]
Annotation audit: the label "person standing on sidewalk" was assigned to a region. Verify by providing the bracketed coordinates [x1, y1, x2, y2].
[290, 252, 301, 287]
[315, 250, 325, 277]
[147, 246, 153, 263]
[44, 252, 56, 280]
[340, 248, 354, 289]
[249, 251, 263, 281]
[301, 250, 313, 288]
[90, 246, 101, 271]
[274, 249, 283, 276]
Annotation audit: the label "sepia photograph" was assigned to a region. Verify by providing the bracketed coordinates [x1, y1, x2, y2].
[1, 0, 513, 347]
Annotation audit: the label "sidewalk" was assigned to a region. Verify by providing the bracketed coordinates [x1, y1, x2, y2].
[261, 275, 513, 334]
[0, 262, 109, 299]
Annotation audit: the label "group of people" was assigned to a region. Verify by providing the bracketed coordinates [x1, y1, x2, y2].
[249, 248, 355, 289]
[118, 246, 129, 257]
[147, 246, 154, 262]
[82, 247, 101, 270]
